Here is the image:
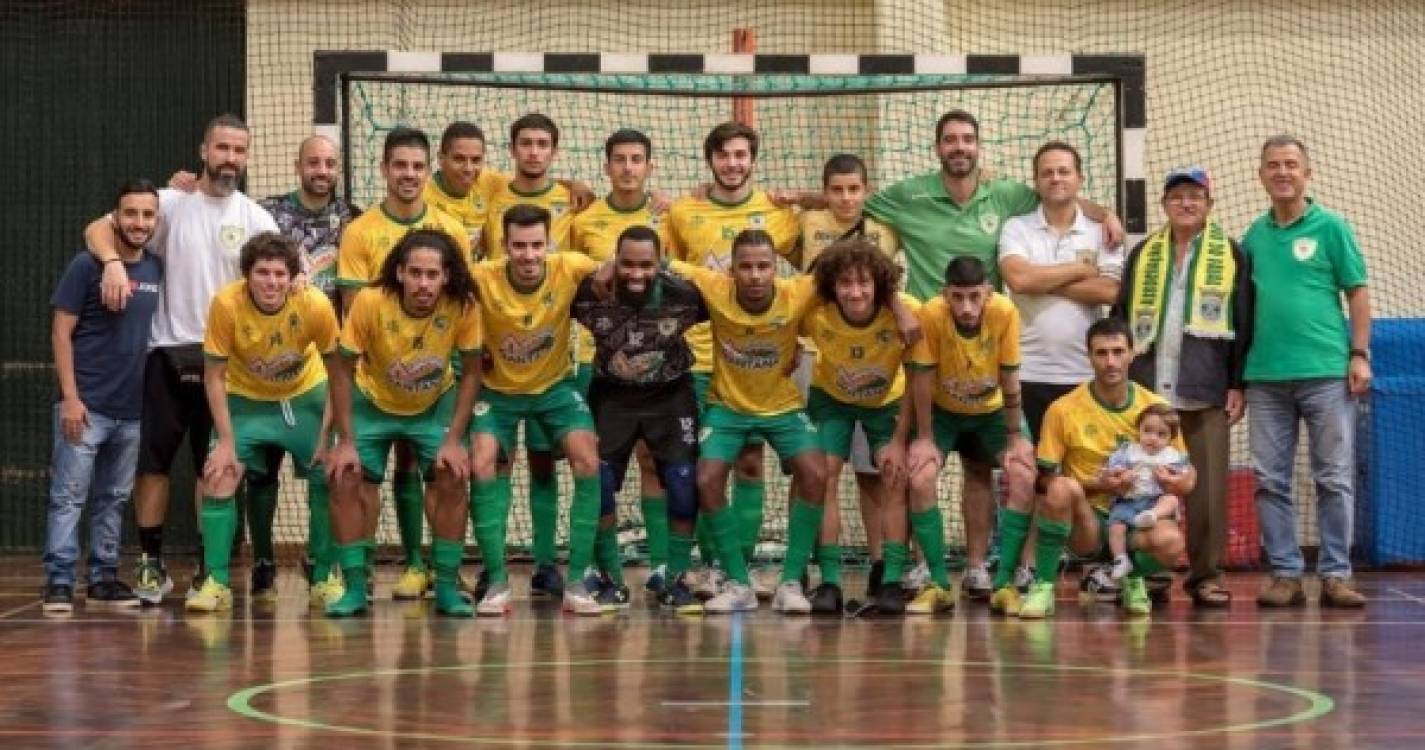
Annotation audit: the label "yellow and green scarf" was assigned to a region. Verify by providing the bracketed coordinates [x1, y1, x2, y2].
[1126, 220, 1236, 353]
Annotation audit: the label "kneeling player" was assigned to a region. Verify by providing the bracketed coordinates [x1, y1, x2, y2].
[799, 238, 916, 615]
[324, 229, 483, 617]
[191, 233, 342, 613]
[905, 257, 1036, 615]
[573, 226, 708, 612]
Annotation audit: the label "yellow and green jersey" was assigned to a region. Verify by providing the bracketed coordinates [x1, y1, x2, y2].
[665, 190, 800, 372]
[1037, 382, 1187, 511]
[339, 287, 482, 415]
[421, 169, 506, 251]
[569, 194, 670, 364]
[481, 179, 575, 261]
[797, 210, 898, 271]
[336, 202, 474, 288]
[800, 294, 917, 408]
[203, 282, 338, 401]
[910, 293, 1021, 415]
[471, 253, 600, 395]
[668, 260, 817, 416]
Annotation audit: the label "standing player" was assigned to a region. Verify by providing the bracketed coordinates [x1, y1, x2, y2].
[336, 126, 472, 600]
[43, 180, 162, 613]
[571, 129, 676, 597]
[423, 122, 505, 251]
[85, 114, 278, 603]
[468, 205, 605, 617]
[666, 122, 801, 597]
[324, 229, 483, 617]
[904, 257, 1037, 615]
[189, 233, 340, 612]
[798, 238, 915, 615]
[572, 226, 707, 611]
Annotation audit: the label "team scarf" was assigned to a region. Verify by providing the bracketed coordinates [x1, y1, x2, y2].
[1127, 220, 1236, 353]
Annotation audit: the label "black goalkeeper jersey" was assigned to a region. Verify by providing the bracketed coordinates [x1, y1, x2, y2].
[572, 271, 708, 390]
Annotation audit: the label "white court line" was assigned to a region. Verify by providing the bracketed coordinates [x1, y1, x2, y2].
[1387, 587, 1425, 606]
[0, 601, 39, 619]
[662, 700, 809, 708]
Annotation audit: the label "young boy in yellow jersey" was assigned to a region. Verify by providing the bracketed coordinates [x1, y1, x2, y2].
[336, 127, 472, 600]
[468, 204, 606, 617]
[798, 154, 903, 603]
[325, 229, 483, 618]
[904, 257, 1037, 616]
[666, 122, 802, 598]
[798, 238, 916, 616]
[190, 233, 341, 613]
[571, 129, 677, 598]
[1029, 317, 1193, 618]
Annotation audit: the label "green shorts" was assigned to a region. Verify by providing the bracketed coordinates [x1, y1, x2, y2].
[473, 379, 595, 456]
[353, 386, 460, 483]
[517, 369, 590, 456]
[691, 371, 711, 417]
[807, 387, 899, 461]
[699, 403, 820, 464]
[221, 384, 327, 479]
[928, 407, 1010, 464]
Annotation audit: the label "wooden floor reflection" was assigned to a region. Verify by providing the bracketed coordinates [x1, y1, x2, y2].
[2, 561, 1422, 749]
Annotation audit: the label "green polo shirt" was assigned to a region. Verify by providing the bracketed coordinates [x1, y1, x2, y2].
[864, 171, 1037, 301]
[1241, 199, 1367, 382]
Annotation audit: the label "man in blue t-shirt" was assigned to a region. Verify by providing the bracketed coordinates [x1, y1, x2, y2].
[42, 180, 164, 613]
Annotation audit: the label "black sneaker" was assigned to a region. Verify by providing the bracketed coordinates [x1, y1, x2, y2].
[874, 581, 906, 615]
[251, 559, 278, 602]
[1079, 563, 1121, 603]
[530, 564, 565, 598]
[658, 575, 703, 614]
[1146, 573, 1172, 605]
[865, 560, 884, 599]
[808, 583, 844, 615]
[42, 583, 74, 614]
[86, 579, 140, 608]
[595, 579, 631, 611]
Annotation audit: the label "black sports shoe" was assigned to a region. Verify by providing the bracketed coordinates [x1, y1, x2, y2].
[658, 574, 703, 614]
[251, 559, 278, 601]
[530, 564, 565, 598]
[1146, 573, 1172, 605]
[874, 581, 906, 615]
[42, 583, 74, 614]
[808, 583, 844, 615]
[595, 579, 631, 610]
[86, 579, 140, 608]
[865, 560, 884, 599]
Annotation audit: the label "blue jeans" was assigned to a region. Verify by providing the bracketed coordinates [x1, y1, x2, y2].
[43, 404, 141, 586]
[1247, 379, 1356, 578]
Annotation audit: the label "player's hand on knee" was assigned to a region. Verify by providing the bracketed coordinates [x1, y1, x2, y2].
[877, 441, 908, 488]
[202, 442, 240, 484]
[436, 441, 469, 481]
[907, 436, 940, 476]
[326, 443, 360, 483]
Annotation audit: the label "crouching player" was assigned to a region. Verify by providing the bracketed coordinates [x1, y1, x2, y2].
[324, 229, 483, 617]
[190, 233, 340, 613]
[799, 237, 915, 615]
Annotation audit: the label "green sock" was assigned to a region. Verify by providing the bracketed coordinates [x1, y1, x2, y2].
[817, 544, 843, 586]
[566, 476, 600, 578]
[695, 517, 719, 567]
[307, 479, 335, 581]
[431, 537, 464, 587]
[472, 477, 511, 584]
[909, 508, 949, 588]
[1034, 517, 1072, 584]
[530, 473, 559, 567]
[1131, 549, 1166, 576]
[779, 500, 824, 583]
[640, 493, 669, 568]
[199, 496, 238, 586]
[705, 505, 751, 584]
[668, 530, 695, 580]
[732, 478, 765, 561]
[882, 541, 909, 585]
[329, 542, 369, 613]
[392, 470, 426, 570]
[993, 508, 1032, 590]
[595, 522, 624, 585]
[245, 476, 279, 562]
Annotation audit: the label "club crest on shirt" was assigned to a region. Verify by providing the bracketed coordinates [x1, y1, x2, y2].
[1198, 292, 1225, 323]
[1293, 237, 1318, 261]
[432, 315, 450, 332]
[979, 212, 1000, 235]
[219, 224, 246, 251]
[657, 318, 679, 337]
[1133, 313, 1155, 343]
[551, 202, 569, 217]
[748, 214, 766, 229]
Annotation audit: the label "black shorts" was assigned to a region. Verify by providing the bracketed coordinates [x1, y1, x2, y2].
[137, 346, 214, 476]
[587, 377, 699, 467]
[1022, 381, 1077, 443]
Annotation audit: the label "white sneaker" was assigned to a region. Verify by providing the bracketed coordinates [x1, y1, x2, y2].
[1133, 510, 1159, 529]
[704, 581, 758, 613]
[562, 583, 603, 617]
[903, 561, 930, 592]
[696, 567, 727, 599]
[476, 582, 512, 616]
[962, 565, 993, 600]
[1110, 555, 1134, 581]
[751, 565, 779, 600]
[1013, 565, 1037, 593]
[772, 580, 811, 614]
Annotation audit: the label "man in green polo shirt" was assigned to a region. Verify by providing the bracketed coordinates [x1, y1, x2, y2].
[1242, 135, 1370, 609]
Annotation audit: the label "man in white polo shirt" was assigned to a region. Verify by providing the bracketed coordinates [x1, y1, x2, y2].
[996, 141, 1123, 599]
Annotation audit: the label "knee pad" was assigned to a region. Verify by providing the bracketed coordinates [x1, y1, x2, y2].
[659, 462, 698, 523]
[599, 460, 627, 517]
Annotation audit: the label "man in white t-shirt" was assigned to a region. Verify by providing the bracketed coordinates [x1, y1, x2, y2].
[86, 114, 277, 604]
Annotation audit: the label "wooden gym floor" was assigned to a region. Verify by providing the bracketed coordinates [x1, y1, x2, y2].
[1, 558, 1422, 749]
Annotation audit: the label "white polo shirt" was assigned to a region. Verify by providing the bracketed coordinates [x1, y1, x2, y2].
[997, 205, 1123, 384]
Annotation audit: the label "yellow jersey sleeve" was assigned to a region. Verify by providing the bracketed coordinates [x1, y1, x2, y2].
[990, 294, 1022, 370]
[336, 216, 374, 288]
[203, 288, 237, 360]
[301, 287, 340, 356]
[338, 287, 375, 358]
[1036, 399, 1070, 473]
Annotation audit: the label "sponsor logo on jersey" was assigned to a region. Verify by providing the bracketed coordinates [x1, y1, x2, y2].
[499, 328, 556, 365]
[249, 351, 308, 383]
[939, 374, 998, 406]
[719, 339, 781, 370]
[387, 355, 447, 392]
[835, 365, 891, 402]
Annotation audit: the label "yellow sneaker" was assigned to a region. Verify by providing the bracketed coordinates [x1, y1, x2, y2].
[184, 577, 233, 613]
[309, 572, 345, 608]
[905, 584, 955, 615]
[989, 585, 1023, 616]
[392, 566, 431, 600]
[1018, 582, 1056, 619]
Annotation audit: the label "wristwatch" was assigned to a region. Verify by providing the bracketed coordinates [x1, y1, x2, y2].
[1350, 348, 1371, 362]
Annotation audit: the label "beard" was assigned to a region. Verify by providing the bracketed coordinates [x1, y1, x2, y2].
[616, 279, 651, 306]
[301, 175, 333, 198]
[204, 162, 243, 195]
[939, 152, 977, 179]
[713, 170, 749, 193]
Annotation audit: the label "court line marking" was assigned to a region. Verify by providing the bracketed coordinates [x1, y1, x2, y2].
[726, 612, 745, 748]
[0, 601, 39, 620]
[664, 700, 810, 708]
[1387, 587, 1425, 606]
